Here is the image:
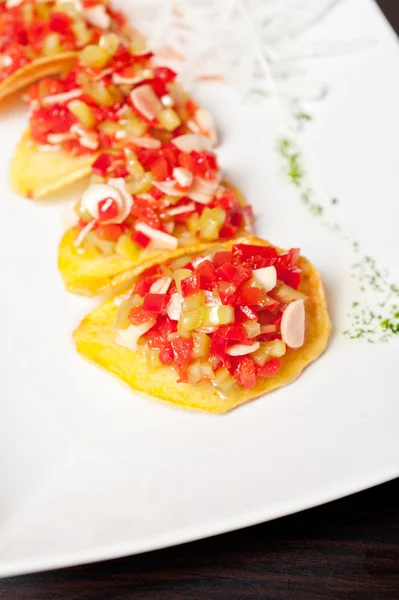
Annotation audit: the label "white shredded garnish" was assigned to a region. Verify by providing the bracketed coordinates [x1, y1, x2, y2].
[139, 0, 374, 116]
[42, 88, 82, 106]
[74, 220, 96, 247]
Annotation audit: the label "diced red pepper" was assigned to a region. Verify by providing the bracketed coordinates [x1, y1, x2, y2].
[159, 343, 174, 364]
[98, 197, 119, 222]
[134, 275, 159, 296]
[195, 260, 216, 290]
[233, 357, 257, 389]
[171, 337, 193, 366]
[275, 264, 301, 290]
[217, 324, 248, 342]
[257, 358, 281, 378]
[235, 284, 262, 306]
[216, 261, 237, 281]
[210, 334, 228, 360]
[131, 230, 150, 248]
[235, 306, 258, 322]
[96, 224, 123, 241]
[129, 307, 156, 325]
[153, 66, 177, 83]
[277, 248, 300, 267]
[150, 156, 169, 181]
[92, 153, 112, 176]
[233, 244, 278, 262]
[49, 12, 71, 35]
[212, 251, 233, 267]
[143, 293, 168, 313]
[149, 185, 164, 200]
[231, 264, 253, 288]
[150, 76, 167, 97]
[180, 274, 200, 297]
[213, 189, 236, 210]
[178, 151, 194, 172]
[219, 225, 236, 239]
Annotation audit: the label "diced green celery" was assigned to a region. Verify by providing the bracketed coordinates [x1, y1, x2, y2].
[68, 100, 96, 128]
[80, 44, 110, 69]
[178, 309, 204, 335]
[252, 340, 287, 367]
[182, 292, 205, 312]
[273, 283, 306, 303]
[201, 305, 234, 327]
[243, 321, 261, 338]
[192, 332, 211, 359]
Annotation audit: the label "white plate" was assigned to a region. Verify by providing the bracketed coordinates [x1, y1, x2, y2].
[1, 0, 398, 578]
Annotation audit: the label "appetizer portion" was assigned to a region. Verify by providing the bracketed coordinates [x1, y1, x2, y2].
[0, 0, 130, 102]
[11, 36, 217, 197]
[74, 236, 331, 413]
[58, 143, 253, 295]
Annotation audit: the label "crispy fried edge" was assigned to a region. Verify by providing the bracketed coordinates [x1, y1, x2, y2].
[73, 236, 331, 413]
[58, 181, 249, 296]
[10, 128, 96, 198]
[0, 53, 77, 103]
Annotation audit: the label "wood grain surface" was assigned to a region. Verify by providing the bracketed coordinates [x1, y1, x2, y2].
[1, 1, 398, 598]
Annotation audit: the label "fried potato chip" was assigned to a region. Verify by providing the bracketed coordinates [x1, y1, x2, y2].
[58, 182, 250, 296]
[10, 128, 96, 198]
[0, 53, 77, 104]
[73, 236, 331, 413]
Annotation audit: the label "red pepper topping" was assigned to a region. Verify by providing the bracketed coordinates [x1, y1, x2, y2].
[143, 293, 168, 313]
[131, 230, 151, 248]
[96, 223, 124, 241]
[98, 197, 119, 222]
[120, 243, 304, 392]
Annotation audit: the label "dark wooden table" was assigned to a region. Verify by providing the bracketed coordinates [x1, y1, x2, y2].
[1, 1, 399, 598]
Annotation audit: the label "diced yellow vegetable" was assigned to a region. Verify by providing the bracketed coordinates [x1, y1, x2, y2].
[201, 305, 234, 327]
[36, 3, 51, 19]
[182, 291, 205, 312]
[178, 308, 204, 335]
[158, 108, 181, 131]
[21, 2, 34, 23]
[174, 269, 193, 294]
[212, 368, 236, 391]
[252, 340, 287, 367]
[98, 121, 123, 136]
[243, 321, 261, 338]
[199, 361, 214, 380]
[68, 100, 96, 128]
[74, 199, 92, 222]
[147, 349, 162, 369]
[99, 33, 120, 57]
[125, 117, 147, 137]
[198, 207, 226, 241]
[130, 39, 147, 55]
[170, 256, 192, 271]
[273, 282, 306, 304]
[187, 213, 200, 235]
[71, 19, 92, 46]
[125, 173, 153, 194]
[116, 297, 135, 329]
[42, 33, 62, 57]
[192, 332, 211, 359]
[115, 234, 141, 261]
[57, 2, 80, 18]
[79, 44, 110, 69]
[126, 153, 145, 179]
[187, 361, 202, 385]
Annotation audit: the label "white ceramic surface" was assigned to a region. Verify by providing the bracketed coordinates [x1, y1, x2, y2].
[1, 0, 398, 578]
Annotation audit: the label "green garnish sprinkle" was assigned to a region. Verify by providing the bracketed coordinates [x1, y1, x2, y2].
[277, 136, 399, 343]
